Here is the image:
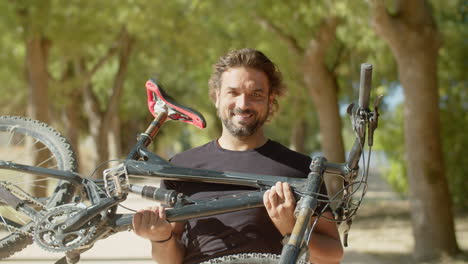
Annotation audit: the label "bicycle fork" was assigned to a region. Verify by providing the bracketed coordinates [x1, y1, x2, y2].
[279, 156, 325, 264]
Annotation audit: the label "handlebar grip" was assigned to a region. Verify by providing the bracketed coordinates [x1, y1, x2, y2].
[359, 63, 372, 109]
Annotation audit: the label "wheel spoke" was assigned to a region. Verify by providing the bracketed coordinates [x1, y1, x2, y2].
[5, 127, 17, 146]
[0, 116, 77, 256]
[35, 155, 55, 167]
[0, 215, 14, 232]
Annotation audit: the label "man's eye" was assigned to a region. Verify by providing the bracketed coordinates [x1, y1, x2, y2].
[252, 93, 262, 97]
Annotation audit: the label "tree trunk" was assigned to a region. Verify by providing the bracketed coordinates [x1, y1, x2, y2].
[82, 83, 107, 176]
[26, 37, 50, 123]
[61, 62, 81, 166]
[63, 96, 81, 162]
[80, 28, 134, 176]
[104, 28, 134, 165]
[302, 62, 344, 163]
[302, 17, 345, 207]
[108, 115, 121, 166]
[25, 36, 51, 197]
[289, 119, 306, 153]
[370, 0, 460, 260]
[256, 16, 345, 205]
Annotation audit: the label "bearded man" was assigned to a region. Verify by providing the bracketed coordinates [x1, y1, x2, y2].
[133, 48, 344, 264]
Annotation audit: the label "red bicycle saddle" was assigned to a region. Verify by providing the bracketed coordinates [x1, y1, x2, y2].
[146, 78, 207, 129]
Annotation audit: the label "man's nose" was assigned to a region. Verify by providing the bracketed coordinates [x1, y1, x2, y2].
[235, 94, 251, 109]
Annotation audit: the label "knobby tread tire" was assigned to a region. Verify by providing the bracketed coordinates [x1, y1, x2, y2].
[0, 116, 78, 259]
[198, 253, 311, 264]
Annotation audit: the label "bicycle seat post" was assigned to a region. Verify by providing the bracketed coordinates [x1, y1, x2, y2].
[126, 101, 168, 160]
[142, 101, 169, 147]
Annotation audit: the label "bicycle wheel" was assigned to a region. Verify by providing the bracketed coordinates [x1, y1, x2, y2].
[0, 116, 77, 259]
[199, 253, 311, 264]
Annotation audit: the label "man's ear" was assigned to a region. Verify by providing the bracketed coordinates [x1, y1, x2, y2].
[267, 94, 275, 119]
[215, 88, 220, 108]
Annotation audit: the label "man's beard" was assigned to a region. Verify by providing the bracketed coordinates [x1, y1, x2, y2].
[219, 107, 268, 138]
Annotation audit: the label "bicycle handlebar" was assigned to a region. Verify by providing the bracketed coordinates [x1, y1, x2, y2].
[359, 63, 372, 109]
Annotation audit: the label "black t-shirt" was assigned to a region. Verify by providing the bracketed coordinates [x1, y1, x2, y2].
[162, 139, 327, 264]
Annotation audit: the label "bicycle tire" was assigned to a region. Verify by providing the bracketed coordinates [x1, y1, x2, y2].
[198, 253, 311, 264]
[0, 116, 77, 259]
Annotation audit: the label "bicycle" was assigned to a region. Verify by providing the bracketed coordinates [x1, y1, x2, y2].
[0, 63, 380, 264]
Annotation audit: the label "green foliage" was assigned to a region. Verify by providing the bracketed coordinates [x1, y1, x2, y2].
[0, 1, 27, 115]
[440, 82, 468, 209]
[437, 0, 468, 209]
[375, 103, 409, 196]
[0, 0, 466, 208]
[371, 0, 468, 209]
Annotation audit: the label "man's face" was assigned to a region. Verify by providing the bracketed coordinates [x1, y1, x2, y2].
[216, 67, 272, 138]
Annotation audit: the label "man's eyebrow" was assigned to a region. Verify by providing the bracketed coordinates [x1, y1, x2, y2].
[225, 87, 267, 93]
[252, 88, 266, 92]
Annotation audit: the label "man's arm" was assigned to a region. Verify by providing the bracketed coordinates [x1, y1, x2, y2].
[307, 212, 343, 264]
[133, 206, 186, 264]
[264, 182, 344, 264]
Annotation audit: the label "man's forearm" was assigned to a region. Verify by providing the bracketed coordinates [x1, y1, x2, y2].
[151, 236, 185, 264]
[308, 232, 344, 264]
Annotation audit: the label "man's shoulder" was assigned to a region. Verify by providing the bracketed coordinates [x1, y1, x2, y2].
[170, 140, 215, 166]
[267, 140, 311, 160]
[261, 140, 312, 175]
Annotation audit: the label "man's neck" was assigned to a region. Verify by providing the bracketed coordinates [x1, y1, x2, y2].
[217, 130, 268, 151]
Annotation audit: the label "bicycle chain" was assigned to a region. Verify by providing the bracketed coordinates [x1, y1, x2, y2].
[0, 221, 32, 236]
[0, 182, 46, 209]
[0, 181, 46, 236]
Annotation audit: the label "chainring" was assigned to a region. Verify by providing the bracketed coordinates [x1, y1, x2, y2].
[33, 204, 97, 252]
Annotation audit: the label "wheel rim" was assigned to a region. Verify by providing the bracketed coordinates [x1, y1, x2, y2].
[0, 124, 66, 239]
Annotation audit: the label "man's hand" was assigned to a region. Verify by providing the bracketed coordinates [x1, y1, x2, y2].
[133, 206, 173, 242]
[263, 181, 296, 236]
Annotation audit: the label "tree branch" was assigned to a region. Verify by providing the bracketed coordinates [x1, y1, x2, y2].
[103, 27, 135, 121]
[369, 0, 399, 41]
[396, 0, 441, 49]
[86, 46, 119, 81]
[304, 16, 340, 62]
[254, 13, 304, 56]
[331, 41, 346, 73]
[397, 0, 436, 27]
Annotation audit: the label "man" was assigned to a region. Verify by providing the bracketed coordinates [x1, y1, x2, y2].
[133, 48, 344, 263]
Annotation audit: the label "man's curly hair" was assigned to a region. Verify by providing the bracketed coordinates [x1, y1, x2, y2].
[208, 48, 286, 118]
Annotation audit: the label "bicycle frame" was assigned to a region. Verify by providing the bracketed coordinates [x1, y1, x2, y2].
[0, 63, 378, 264]
[0, 123, 350, 263]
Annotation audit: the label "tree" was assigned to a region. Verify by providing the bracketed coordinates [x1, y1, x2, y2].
[370, 0, 460, 260]
[82, 27, 134, 173]
[251, 2, 346, 206]
[13, 1, 53, 197]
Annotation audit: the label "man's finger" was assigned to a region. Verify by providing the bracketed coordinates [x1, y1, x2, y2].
[142, 210, 151, 226]
[149, 209, 156, 224]
[275, 181, 285, 201]
[158, 206, 166, 221]
[283, 182, 295, 204]
[263, 190, 272, 209]
[269, 186, 278, 206]
[133, 212, 142, 230]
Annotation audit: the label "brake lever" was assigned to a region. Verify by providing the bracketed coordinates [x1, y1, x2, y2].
[368, 95, 383, 147]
